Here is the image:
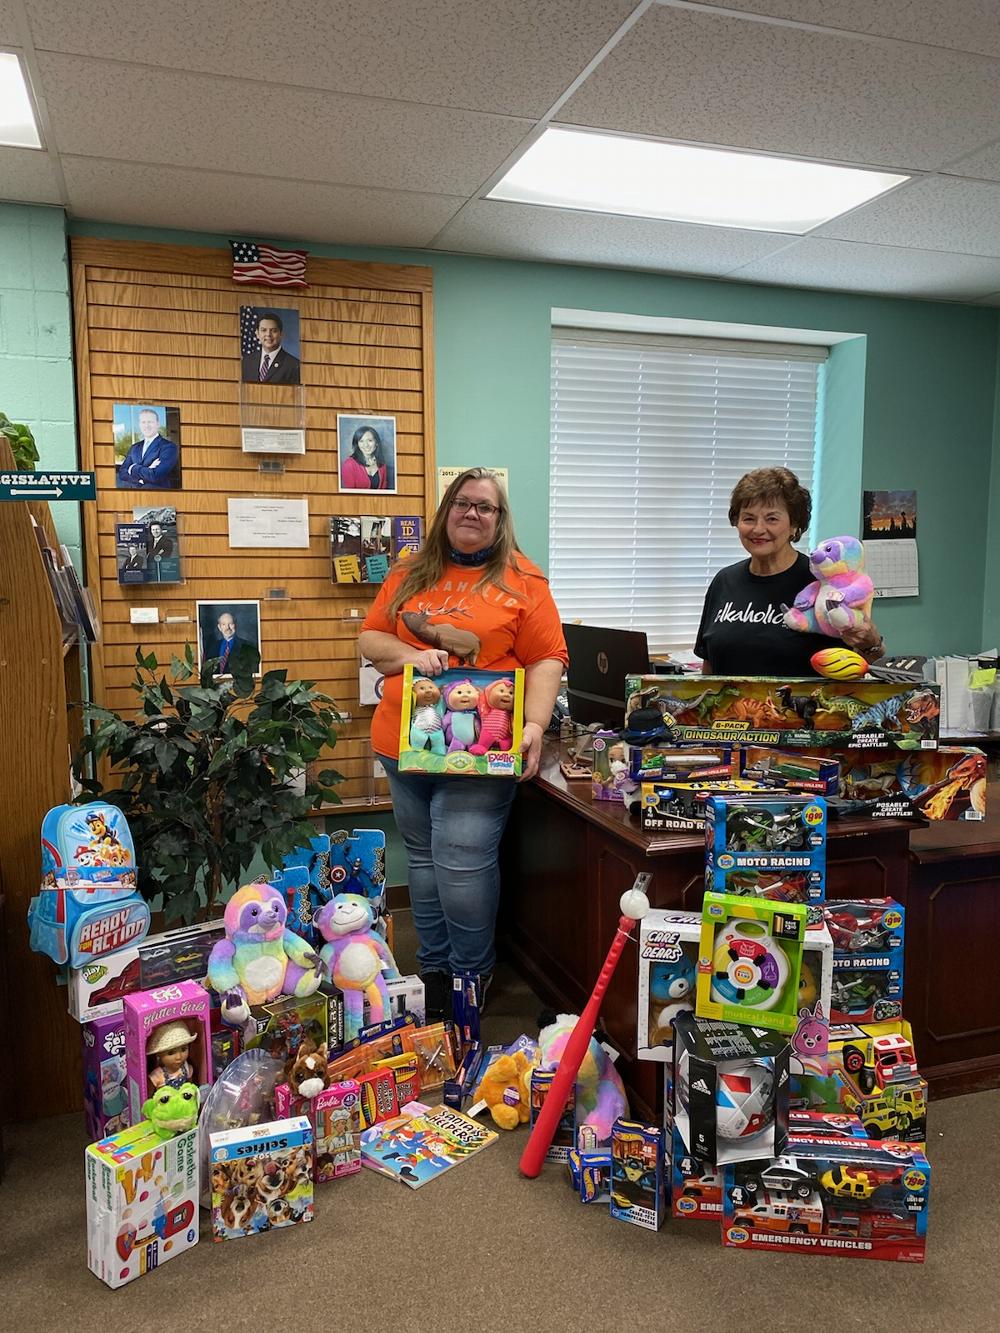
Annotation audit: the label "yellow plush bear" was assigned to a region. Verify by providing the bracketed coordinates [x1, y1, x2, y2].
[474, 1051, 532, 1131]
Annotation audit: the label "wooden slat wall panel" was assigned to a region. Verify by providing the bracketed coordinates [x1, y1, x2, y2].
[71, 238, 435, 806]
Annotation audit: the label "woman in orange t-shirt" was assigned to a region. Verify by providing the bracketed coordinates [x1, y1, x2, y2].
[359, 468, 567, 1018]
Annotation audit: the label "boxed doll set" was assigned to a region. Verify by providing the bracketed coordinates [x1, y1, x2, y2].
[398, 664, 525, 777]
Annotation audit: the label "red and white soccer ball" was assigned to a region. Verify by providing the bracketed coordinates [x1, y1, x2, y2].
[716, 1060, 774, 1140]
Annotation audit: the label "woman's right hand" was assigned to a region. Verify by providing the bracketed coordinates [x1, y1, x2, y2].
[410, 648, 450, 676]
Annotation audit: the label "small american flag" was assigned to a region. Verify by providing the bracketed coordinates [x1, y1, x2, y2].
[230, 240, 308, 287]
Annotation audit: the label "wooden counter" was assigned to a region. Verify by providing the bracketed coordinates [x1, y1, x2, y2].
[499, 742, 915, 1121]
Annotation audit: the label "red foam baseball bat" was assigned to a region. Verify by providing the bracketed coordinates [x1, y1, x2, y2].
[519, 874, 651, 1178]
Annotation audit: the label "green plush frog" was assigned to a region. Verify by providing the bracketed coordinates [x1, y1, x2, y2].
[142, 1082, 200, 1139]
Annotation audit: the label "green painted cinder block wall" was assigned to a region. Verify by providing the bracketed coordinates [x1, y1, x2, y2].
[0, 204, 80, 562]
[66, 215, 1000, 656]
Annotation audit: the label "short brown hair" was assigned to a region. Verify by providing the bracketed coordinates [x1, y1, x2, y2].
[728, 467, 811, 537]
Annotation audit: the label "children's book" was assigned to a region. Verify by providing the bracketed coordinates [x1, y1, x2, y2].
[359, 1102, 497, 1188]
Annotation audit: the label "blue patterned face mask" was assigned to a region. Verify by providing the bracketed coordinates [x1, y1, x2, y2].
[448, 544, 495, 567]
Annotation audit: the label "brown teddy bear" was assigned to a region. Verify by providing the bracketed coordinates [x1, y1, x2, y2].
[474, 1050, 533, 1131]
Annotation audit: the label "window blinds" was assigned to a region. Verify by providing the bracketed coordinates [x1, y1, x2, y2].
[549, 331, 824, 654]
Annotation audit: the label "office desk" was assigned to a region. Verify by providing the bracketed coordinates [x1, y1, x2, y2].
[499, 742, 914, 1120]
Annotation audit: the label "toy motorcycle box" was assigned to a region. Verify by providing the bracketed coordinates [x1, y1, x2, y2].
[398, 664, 525, 778]
[624, 674, 941, 751]
[704, 793, 827, 910]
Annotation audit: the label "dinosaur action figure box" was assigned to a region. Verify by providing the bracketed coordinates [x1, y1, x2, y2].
[833, 747, 986, 820]
[398, 664, 525, 777]
[624, 675, 940, 751]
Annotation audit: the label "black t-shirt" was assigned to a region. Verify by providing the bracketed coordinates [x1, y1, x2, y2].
[695, 552, 833, 677]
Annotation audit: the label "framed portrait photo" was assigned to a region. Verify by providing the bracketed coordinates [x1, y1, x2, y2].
[196, 599, 262, 678]
[113, 404, 182, 490]
[240, 305, 302, 385]
[337, 414, 397, 495]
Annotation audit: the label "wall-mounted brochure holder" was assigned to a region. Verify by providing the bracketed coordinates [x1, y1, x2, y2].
[239, 379, 307, 455]
[113, 507, 184, 586]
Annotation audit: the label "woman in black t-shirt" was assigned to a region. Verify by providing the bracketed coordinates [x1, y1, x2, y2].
[695, 467, 883, 677]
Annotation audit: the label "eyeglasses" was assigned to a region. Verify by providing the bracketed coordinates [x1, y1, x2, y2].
[450, 497, 501, 517]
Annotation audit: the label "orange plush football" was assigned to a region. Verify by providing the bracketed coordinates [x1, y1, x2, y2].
[811, 647, 869, 681]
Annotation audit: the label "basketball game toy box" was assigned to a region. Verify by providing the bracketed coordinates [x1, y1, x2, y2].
[210, 1116, 313, 1241]
[624, 674, 940, 750]
[672, 1011, 790, 1168]
[86, 1121, 199, 1289]
[835, 747, 986, 821]
[636, 909, 701, 1062]
[722, 1137, 930, 1263]
[696, 891, 808, 1035]
[398, 664, 525, 777]
[704, 794, 827, 911]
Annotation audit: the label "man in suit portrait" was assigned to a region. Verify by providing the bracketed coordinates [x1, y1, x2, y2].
[213, 611, 255, 675]
[241, 310, 301, 385]
[116, 408, 181, 489]
[147, 521, 174, 559]
[122, 542, 146, 574]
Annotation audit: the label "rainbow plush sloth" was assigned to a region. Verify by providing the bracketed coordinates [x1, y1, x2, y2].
[532, 1013, 629, 1147]
[208, 883, 323, 1027]
[783, 536, 874, 640]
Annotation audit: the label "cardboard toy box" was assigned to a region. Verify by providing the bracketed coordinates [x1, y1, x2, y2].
[670, 1122, 723, 1221]
[566, 1149, 613, 1204]
[609, 1119, 667, 1231]
[82, 1013, 131, 1142]
[273, 1079, 361, 1182]
[696, 891, 808, 1036]
[123, 980, 213, 1123]
[591, 730, 637, 802]
[825, 1019, 927, 1145]
[398, 664, 525, 777]
[68, 917, 225, 1023]
[242, 986, 344, 1066]
[529, 1069, 576, 1163]
[639, 776, 779, 833]
[636, 909, 701, 1062]
[210, 1116, 313, 1240]
[624, 674, 941, 751]
[627, 743, 734, 784]
[826, 899, 905, 1025]
[86, 1122, 199, 1288]
[672, 1012, 790, 1167]
[722, 1138, 930, 1263]
[704, 794, 827, 912]
[835, 747, 986, 820]
[791, 923, 834, 1080]
[738, 746, 840, 797]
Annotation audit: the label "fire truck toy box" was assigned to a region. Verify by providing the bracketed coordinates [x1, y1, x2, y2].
[86, 1121, 199, 1289]
[627, 744, 734, 785]
[826, 1020, 927, 1145]
[835, 746, 986, 821]
[825, 899, 905, 1025]
[671, 1122, 724, 1220]
[704, 794, 827, 911]
[637, 910, 701, 1062]
[123, 980, 213, 1123]
[738, 747, 840, 797]
[672, 1011, 790, 1168]
[722, 1138, 930, 1263]
[639, 777, 780, 833]
[623, 674, 940, 751]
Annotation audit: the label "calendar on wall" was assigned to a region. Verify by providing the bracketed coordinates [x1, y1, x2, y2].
[862, 489, 919, 598]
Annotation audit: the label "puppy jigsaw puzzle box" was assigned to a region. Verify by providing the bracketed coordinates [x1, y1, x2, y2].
[210, 1116, 314, 1241]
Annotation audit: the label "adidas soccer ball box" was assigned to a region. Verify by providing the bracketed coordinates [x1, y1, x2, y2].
[672, 1011, 790, 1168]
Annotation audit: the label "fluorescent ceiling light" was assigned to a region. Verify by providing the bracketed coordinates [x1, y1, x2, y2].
[0, 52, 42, 148]
[488, 127, 907, 233]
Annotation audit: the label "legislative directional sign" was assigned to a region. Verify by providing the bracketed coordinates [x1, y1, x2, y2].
[0, 470, 97, 501]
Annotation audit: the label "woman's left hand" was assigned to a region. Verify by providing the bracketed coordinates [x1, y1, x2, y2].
[519, 722, 545, 781]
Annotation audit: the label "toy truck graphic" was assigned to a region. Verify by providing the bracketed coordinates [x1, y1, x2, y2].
[732, 1189, 824, 1235]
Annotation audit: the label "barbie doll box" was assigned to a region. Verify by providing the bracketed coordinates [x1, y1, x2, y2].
[398, 664, 525, 777]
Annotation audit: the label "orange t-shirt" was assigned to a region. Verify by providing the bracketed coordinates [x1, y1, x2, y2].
[362, 556, 568, 759]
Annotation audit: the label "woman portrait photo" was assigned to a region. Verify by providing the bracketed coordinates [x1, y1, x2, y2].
[337, 414, 397, 494]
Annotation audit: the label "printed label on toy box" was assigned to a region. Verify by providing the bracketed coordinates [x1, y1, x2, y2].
[485, 752, 517, 776]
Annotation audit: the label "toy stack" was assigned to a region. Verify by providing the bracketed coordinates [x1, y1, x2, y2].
[620, 673, 934, 1262]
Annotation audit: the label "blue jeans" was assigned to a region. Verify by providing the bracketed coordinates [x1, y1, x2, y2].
[381, 758, 517, 976]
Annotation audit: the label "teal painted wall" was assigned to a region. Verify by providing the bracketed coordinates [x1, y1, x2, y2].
[984, 336, 1000, 649]
[0, 204, 80, 562]
[67, 215, 1000, 656]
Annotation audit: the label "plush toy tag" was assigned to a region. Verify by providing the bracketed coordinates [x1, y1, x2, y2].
[600, 1041, 620, 1064]
[502, 1086, 520, 1107]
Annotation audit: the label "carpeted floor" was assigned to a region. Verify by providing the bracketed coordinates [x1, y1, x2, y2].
[2, 910, 996, 1330]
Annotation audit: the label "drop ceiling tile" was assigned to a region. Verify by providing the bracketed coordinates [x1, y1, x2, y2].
[0, 147, 63, 205]
[61, 156, 465, 246]
[0, 3, 26, 45]
[38, 52, 532, 196]
[943, 139, 1000, 183]
[691, 1, 1000, 61]
[431, 197, 790, 275]
[24, 0, 637, 118]
[815, 175, 1000, 256]
[560, 6, 1000, 171]
[731, 235, 1000, 300]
